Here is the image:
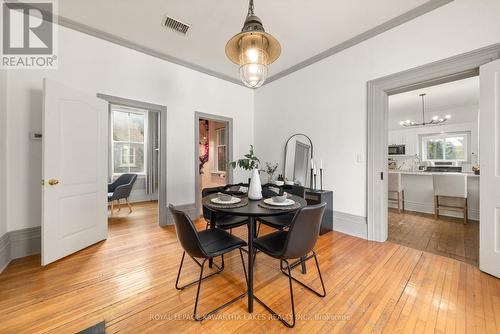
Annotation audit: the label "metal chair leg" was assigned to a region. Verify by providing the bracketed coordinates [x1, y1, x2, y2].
[256, 251, 327, 328]
[176, 250, 248, 322]
[254, 259, 296, 328]
[280, 251, 326, 297]
[175, 252, 224, 290]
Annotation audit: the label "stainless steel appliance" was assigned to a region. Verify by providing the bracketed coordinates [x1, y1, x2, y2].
[388, 145, 405, 155]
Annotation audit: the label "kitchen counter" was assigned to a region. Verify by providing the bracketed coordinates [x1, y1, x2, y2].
[388, 170, 479, 220]
[389, 170, 479, 177]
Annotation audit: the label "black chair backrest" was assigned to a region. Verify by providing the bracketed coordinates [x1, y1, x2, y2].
[222, 183, 249, 195]
[112, 174, 138, 199]
[283, 185, 306, 198]
[169, 204, 206, 258]
[115, 173, 137, 186]
[201, 186, 225, 220]
[261, 184, 306, 199]
[281, 203, 326, 259]
[110, 173, 137, 190]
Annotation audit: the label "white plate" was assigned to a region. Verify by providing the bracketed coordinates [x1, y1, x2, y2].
[263, 198, 295, 206]
[211, 197, 241, 205]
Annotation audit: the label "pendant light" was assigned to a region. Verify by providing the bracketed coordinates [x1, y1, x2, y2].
[225, 0, 281, 88]
[400, 93, 451, 127]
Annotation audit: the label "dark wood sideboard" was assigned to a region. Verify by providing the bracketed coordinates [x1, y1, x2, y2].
[305, 189, 333, 235]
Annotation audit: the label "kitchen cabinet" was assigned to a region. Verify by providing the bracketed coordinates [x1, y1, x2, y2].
[389, 130, 417, 156]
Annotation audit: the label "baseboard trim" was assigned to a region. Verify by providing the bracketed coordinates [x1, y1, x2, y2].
[333, 211, 368, 239]
[0, 227, 41, 274]
[0, 233, 10, 273]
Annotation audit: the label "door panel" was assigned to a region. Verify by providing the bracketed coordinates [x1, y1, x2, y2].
[479, 59, 500, 278]
[42, 79, 107, 265]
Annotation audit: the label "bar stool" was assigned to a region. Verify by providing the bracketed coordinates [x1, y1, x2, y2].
[388, 173, 404, 213]
[432, 174, 468, 224]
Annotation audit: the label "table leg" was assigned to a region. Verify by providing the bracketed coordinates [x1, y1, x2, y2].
[208, 210, 216, 268]
[247, 216, 254, 313]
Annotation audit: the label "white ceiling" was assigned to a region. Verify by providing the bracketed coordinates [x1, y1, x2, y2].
[56, 0, 434, 83]
[388, 76, 480, 128]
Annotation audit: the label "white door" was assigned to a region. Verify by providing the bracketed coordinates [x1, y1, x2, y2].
[42, 79, 108, 265]
[479, 59, 500, 278]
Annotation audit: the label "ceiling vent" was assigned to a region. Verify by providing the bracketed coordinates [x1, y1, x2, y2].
[162, 15, 190, 35]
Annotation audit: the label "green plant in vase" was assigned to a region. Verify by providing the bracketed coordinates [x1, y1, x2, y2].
[229, 145, 262, 200]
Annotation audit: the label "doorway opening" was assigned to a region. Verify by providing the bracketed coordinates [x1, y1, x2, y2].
[108, 104, 159, 223]
[367, 43, 500, 278]
[194, 112, 233, 216]
[387, 76, 480, 265]
[98, 94, 168, 227]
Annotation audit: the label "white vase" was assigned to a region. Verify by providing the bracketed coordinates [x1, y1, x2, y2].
[248, 168, 262, 200]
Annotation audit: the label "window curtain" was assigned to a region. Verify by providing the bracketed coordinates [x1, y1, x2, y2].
[146, 111, 159, 194]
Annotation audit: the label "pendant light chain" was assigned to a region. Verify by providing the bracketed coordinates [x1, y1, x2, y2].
[225, 0, 281, 88]
[248, 0, 255, 16]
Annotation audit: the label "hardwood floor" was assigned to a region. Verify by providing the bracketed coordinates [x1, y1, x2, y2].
[388, 209, 479, 265]
[0, 201, 499, 333]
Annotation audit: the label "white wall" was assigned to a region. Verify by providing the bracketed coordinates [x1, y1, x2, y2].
[0, 70, 7, 238]
[5, 25, 253, 232]
[254, 0, 500, 218]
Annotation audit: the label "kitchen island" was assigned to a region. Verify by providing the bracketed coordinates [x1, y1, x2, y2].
[388, 170, 479, 220]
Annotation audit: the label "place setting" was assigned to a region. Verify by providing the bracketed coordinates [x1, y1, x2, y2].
[203, 192, 249, 209]
[258, 192, 301, 210]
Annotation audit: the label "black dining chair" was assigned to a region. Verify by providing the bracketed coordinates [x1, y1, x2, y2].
[202, 184, 248, 232]
[253, 203, 327, 328]
[169, 204, 248, 321]
[108, 173, 138, 216]
[257, 184, 306, 234]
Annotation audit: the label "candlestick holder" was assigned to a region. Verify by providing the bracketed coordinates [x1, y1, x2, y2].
[310, 168, 314, 189]
[313, 174, 317, 190]
[320, 168, 323, 191]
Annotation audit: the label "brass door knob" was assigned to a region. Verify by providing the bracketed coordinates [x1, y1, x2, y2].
[48, 179, 59, 185]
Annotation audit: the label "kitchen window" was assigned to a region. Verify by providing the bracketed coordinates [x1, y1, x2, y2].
[111, 106, 147, 174]
[215, 128, 227, 172]
[421, 132, 469, 162]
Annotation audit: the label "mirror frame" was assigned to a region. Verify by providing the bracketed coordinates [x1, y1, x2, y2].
[283, 133, 314, 188]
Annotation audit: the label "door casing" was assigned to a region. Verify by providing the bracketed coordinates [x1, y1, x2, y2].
[97, 94, 169, 226]
[367, 43, 500, 242]
[194, 112, 234, 217]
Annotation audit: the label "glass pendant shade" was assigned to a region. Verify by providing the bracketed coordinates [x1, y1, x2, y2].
[225, 0, 281, 88]
[239, 63, 268, 88]
[238, 34, 269, 88]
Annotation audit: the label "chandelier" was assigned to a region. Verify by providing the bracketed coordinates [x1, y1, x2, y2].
[400, 93, 451, 127]
[225, 0, 281, 88]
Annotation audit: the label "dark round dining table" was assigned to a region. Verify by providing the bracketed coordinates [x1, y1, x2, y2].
[202, 193, 307, 313]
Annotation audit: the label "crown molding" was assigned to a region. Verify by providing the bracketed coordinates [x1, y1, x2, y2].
[265, 0, 454, 85]
[36, 0, 453, 88]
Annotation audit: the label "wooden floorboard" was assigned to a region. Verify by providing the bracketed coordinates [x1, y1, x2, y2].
[0, 201, 498, 333]
[388, 209, 479, 265]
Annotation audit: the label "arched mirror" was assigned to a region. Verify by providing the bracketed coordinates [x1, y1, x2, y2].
[283, 134, 313, 187]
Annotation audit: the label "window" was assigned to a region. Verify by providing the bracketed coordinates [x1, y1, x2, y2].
[215, 128, 227, 172]
[421, 132, 469, 162]
[111, 106, 147, 174]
